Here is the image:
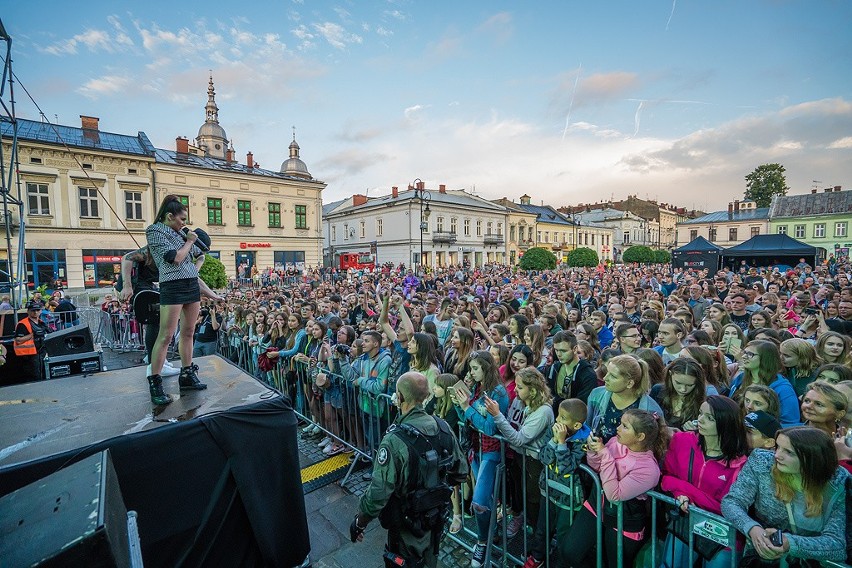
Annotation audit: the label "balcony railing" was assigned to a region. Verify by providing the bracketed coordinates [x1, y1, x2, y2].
[432, 231, 458, 244]
[517, 239, 534, 250]
[484, 233, 504, 245]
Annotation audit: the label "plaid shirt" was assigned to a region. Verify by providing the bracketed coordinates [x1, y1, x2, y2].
[145, 222, 202, 283]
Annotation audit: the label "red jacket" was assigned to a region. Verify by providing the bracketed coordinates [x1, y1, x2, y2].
[661, 431, 747, 515]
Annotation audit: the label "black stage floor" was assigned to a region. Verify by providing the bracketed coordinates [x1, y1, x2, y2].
[0, 356, 309, 567]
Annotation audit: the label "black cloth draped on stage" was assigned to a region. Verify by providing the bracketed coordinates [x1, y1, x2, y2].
[0, 395, 308, 568]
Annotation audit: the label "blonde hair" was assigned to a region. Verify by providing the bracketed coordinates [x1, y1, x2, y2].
[609, 354, 651, 397]
[515, 367, 553, 412]
[780, 338, 822, 378]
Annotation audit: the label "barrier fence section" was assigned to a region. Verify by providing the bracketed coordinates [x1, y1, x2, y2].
[77, 307, 145, 352]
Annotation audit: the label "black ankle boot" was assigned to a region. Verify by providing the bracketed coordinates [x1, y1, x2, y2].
[179, 364, 207, 391]
[147, 374, 173, 405]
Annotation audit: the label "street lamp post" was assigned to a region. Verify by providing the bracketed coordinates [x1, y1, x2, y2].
[412, 179, 431, 274]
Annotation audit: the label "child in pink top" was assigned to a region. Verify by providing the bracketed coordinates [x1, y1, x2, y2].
[561, 409, 670, 567]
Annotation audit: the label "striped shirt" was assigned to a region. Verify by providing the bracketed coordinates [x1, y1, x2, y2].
[145, 222, 202, 283]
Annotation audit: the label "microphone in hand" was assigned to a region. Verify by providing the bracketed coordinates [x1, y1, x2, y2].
[181, 228, 210, 252]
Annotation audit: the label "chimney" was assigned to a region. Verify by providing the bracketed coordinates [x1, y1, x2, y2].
[824, 188, 832, 193]
[439, 184, 446, 194]
[246, 152, 254, 169]
[391, 186, 398, 198]
[80, 115, 99, 130]
[417, 181, 425, 191]
[834, 185, 842, 192]
[811, 188, 818, 194]
[733, 200, 740, 213]
[226, 147, 234, 162]
[728, 202, 733, 214]
[176, 137, 189, 154]
[353, 194, 368, 206]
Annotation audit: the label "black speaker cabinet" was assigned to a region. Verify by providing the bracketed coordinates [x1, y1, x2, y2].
[0, 450, 131, 568]
[43, 324, 95, 357]
[0, 310, 26, 337]
[44, 351, 104, 379]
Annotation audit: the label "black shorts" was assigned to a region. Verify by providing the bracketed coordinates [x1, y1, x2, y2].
[159, 277, 200, 306]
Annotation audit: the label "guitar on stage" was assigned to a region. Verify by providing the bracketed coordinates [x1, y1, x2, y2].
[132, 289, 160, 325]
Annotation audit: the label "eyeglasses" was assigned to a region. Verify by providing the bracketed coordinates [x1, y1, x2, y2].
[621, 333, 641, 339]
[741, 351, 758, 359]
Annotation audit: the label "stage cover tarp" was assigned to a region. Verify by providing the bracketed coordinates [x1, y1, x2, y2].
[722, 234, 817, 266]
[0, 394, 309, 568]
[672, 236, 723, 270]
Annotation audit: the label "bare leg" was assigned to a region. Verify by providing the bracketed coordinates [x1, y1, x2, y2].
[178, 301, 200, 367]
[151, 305, 183, 375]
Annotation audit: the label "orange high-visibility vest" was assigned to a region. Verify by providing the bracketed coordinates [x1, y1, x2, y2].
[14, 317, 38, 356]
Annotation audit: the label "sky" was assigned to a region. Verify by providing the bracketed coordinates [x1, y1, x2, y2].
[4, 1, 852, 212]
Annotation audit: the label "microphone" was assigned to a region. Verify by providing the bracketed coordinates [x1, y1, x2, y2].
[181, 227, 209, 252]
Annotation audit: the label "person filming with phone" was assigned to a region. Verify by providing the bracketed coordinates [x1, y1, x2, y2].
[722, 426, 849, 566]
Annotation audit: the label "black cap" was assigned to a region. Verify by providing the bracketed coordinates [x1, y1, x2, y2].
[744, 411, 781, 439]
[25, 300, 43, 311]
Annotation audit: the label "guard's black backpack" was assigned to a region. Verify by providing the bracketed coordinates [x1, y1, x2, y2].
[379, 416, 460, 539]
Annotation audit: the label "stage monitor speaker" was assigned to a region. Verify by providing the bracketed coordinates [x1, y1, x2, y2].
[0, 450, 132, 568]
[44, 350, 104, 379]
[44, 324, 95, 357]
[0, 310, 26, 337]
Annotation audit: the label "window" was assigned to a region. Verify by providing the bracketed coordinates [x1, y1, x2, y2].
[78, 187, 99, 217]
[82, 163, 93, 170]
[332, 225, 336, 241]
[450, 218, 457, 234]
[30, 157, 43, 164]
[544, 231, 549, 243]
[177, 195, 190, 222]
[268, 202, 281, 227]
[591, 233, 595, 246]
[343, 223, 349, 240]
[125, 191, 142, 220]
[835, 222, 847, 237]
[359, 220, 365, 238]
[377, 218, 383, 237]
[537, 231, 542, 243]
[814, 223, 825, 238]
[750, 226, 760, 237]
[237, 200, 252, 226]
[708, 227, 717, 242]
[436, 217, 444, 232]
[127, 168, 137, 175]
[465, 219, 471, 236]
[497, 222, 502, 235]
[623, 230, 630, 244]
[728, 228, 738, 241]
[794, 225, 805, 238]
[584, 233, 589, 245]
[476, 220, 482, 237]
[690, 229, 698, 241]
[26, 182, 50, 215]
[295, 205, 307, 229]
[777, 225, 787, 235]
[207, 197, 223, 225]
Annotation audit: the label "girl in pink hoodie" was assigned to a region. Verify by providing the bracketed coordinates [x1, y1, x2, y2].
[561, 409, 670, 567]
[660, 395, 749, 567]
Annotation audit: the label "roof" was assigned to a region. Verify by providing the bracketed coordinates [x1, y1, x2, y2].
[573, 209, 640, 223]
[323, 199, 347, 216]
[327, 188, 507, 216]
[723, 234, 816, 257]
[673, 236, 723, 252]
[4, 118, 154, 156]
[516, 203, 574, 226]
[154, 148, 321, 182]
[679, 207, 770, 225]
[769, 190, 852, 218]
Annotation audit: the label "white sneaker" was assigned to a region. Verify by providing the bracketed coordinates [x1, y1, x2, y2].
[146, 364, 152, 377]
[318, 437, 332, 448]
[302, 423, 317, 434]
[161, 362, 181, 377]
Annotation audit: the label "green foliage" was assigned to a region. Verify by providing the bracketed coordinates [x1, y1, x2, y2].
[653, 249, 672, 264]
[199, 254, 228, 289]
[745, 163, 789, 208]
[622, 245, 655, 264]
[566, 247, 599, 267]
[519, 247, 558, 270]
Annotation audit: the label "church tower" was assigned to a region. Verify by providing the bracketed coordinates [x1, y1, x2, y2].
[196, 74, 229, 160]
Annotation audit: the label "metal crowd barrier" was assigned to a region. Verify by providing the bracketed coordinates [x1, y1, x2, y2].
[78, 307, 145, 352]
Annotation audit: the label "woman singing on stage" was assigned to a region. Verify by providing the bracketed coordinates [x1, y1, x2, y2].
[145, 195, 208, 405]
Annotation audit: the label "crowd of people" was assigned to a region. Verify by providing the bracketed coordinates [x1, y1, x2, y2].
[198, 256, 852, 567]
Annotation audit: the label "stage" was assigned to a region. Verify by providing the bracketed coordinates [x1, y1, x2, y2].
[0, 356, 310, 567]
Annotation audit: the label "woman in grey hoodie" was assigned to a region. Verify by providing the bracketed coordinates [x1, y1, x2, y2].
[721, 426, 849, 564]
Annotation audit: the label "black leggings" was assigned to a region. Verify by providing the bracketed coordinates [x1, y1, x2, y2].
[559, 506, 645, 568]
[145, 322, 158, 360]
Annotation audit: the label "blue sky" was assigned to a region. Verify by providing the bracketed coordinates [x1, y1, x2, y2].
[5, 0, 852, 211]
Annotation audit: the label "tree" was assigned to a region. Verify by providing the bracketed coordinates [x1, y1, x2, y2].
[519, 247, 557, 271]
[566, 247, 599, 267]
[653, 249, 671, 264]
[622, 245, 655, 264]
[199, 254, 228, 289]
[745, 163, 789, 208]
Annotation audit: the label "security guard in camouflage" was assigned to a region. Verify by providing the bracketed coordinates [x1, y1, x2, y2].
[350, 371, 468, 567]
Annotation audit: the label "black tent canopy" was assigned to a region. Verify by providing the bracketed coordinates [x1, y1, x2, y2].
[722, 234, 817, 267]
[672, 236, 723, 270]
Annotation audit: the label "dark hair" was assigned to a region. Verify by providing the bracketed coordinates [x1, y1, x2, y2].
[362, 330, 382, 346]
[773, 426, 838, 517]
[634, 347, 666, 386]
[559, 398, 588, 425]
[702, 395, 749, 464]
[505, 344, 535, 383]
[552, 330, 578, 348]
[623, 409, 670, 461]
[660, 358, 707, 427]
[509, 314, 529, 340]
[155, 194, 187, 224]
[411, 332, 439, 372]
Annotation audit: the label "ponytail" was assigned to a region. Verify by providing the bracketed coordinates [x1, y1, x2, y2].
[623, 409, 670, 461]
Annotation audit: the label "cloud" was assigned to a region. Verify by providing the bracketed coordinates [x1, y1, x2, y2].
[77, 74, 132, 99]
[404, 104, 430, 121]
[376, 26, 393, 37]
[477, 12, 513, 44]
[43, 29, 114, 55]
[312, 22, 363, 50]
[828, 136, 852, 149]
[550, 70, 640, 117]
[384, 10, 406, 21]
